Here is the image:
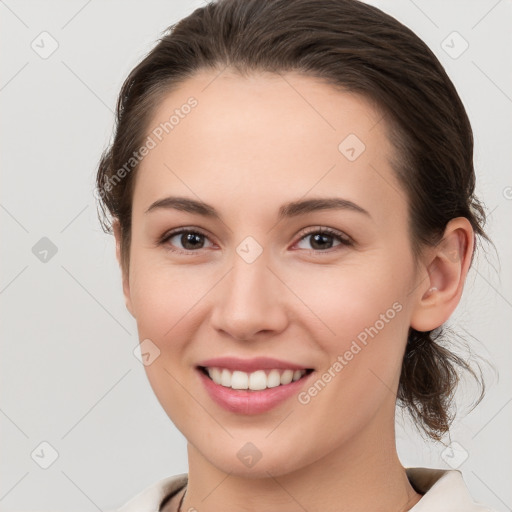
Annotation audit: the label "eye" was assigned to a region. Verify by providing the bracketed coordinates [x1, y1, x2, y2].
[158, 226, 353, 255]
[294, 227, 353, 252]
[158, 228, 215, 255]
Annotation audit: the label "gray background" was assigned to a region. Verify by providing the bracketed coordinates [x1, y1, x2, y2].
[1, 0, 511, 511]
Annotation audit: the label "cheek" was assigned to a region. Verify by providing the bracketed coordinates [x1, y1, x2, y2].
[128, 260, 203, 430]
[129, 255, 206, 340]
[129, 237, 413, 361]
[288, 253, 411, 403]
[294, 273, 408, 445]
[280, 252, 410, 343]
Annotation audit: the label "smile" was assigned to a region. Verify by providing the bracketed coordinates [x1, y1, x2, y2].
[199, 366, 314, 391]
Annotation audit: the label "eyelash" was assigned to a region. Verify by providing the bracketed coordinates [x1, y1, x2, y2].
[157, 226, 353, 256]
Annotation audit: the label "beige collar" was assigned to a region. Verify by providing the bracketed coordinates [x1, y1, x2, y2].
[108, 468, 495, 512]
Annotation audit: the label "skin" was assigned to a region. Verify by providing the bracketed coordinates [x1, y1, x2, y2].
[112, 69, 474, 512]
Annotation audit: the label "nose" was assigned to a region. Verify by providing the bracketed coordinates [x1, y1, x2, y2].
[210, 252, 288, 342]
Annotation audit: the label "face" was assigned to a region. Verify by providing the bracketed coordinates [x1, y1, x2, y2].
[118, 70, 425, 477]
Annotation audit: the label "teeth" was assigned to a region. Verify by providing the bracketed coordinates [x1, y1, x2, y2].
[205, 367, 308, 390]
[281, 369, 293, 385]
[267, 369, 281, 388]
[232, 370, 248, 389]
[292, 369, 303, 382]
[249, 370, 267, 390]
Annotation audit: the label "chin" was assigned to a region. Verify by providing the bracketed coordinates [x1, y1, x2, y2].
[195, 439, 311, 479]
[213, 455, 301, 479]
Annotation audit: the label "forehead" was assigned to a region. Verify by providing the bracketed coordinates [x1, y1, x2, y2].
[134, 69, 407, 227]
[147, 69, 383, 156]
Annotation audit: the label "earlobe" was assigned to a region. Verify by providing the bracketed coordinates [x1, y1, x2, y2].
[410, 218, 474, 332]
[112, 219, 135, 318]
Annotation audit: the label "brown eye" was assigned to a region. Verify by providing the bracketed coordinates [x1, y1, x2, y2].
[295, 228, 352, 252]
[159, 229, 214, 254]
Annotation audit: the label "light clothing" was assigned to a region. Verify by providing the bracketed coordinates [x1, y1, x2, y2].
[109, 467, 497, 512]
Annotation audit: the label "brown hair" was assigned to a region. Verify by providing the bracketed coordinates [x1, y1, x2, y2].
[96, 0, 490, 440]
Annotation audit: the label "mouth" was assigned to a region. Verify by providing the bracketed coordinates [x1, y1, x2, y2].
[197, 365, 315, 392]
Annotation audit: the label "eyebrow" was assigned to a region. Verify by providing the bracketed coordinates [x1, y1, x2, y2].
[145, 196, 371, 220]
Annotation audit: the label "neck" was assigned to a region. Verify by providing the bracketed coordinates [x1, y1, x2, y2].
[181, 415, 422, 512]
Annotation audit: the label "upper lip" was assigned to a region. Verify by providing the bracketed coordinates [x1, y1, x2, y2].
[196, 357, 312, 373]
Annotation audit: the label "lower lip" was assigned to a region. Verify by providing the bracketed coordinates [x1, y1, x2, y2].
[197, 368, 314, 414]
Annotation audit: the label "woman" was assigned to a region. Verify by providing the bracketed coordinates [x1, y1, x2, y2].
[96, 0, 496, 510]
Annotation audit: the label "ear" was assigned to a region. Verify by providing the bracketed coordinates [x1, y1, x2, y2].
[112, 219, 135, 318]
[410, 217, 475, 332]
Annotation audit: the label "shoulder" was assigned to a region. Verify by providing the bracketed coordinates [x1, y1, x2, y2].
[406, 467, 498, 511]
[105, 473, 188, 512]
